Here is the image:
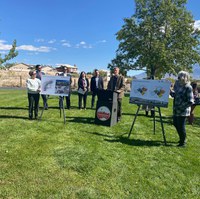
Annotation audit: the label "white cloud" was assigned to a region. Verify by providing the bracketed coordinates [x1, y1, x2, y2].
[80, 41, 86, 45]
[75, 41, 92, 49]
[48, 39, 56, 44]
[34, 38, 45, 43]
[194, 20, 200, 30]
[62, 42, 71, 47]
[0, 40, 13, 50]
[98, 39, 107, 43]
[0, 51, 7, 54]
[17, 45, 56, 52]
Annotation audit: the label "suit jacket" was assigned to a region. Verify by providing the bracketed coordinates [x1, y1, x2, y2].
[90, 76, 104, 92]
[36, 70, 45, 80]
[107, 74, 125, 98]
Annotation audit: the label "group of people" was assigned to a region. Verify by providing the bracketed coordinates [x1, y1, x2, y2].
[26, 66, 125, 121]
[26, 67, 199, 148]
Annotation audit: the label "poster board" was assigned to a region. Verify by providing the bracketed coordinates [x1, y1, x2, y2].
[130, 79, 171, 107]
[41, 75, 70, 96]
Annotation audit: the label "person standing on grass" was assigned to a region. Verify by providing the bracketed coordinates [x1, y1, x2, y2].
[188, 82, 199, 125]
[107, 67, 125, 121]
[170, 71, 194, 147]
[90, 69, 104, 109]
[56, 66, 72, 109]
[78, 71, 89, 110]
[35, 64, 48, 110]
[26, 70, 41, 120]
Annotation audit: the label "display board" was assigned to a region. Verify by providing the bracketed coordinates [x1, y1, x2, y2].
[41, 75, 70, 96]
[130, 79, 171, 107]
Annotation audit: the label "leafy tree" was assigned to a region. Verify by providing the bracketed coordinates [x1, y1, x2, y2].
[0, 39, 18, 65]
[109, 0, 200, 79]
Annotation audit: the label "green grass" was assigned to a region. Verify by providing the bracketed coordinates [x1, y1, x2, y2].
[0, 89, 200, 199]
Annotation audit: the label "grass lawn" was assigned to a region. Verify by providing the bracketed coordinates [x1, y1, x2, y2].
[0, 89, 200, 199]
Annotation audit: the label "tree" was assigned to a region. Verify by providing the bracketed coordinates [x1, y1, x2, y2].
[0, 39, 18, 65]
[109, 0, 200, 79]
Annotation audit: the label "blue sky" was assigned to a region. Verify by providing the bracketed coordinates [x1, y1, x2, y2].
[0, 0, 200, 76]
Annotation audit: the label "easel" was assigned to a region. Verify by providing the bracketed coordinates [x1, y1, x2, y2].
[128, 104, 167, 146]
[39, 95, 66, 124]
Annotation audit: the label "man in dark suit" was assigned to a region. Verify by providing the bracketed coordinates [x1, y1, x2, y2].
[35, 64, 48, 110]
[90, 69, 104, 108]
[107, 67, 125, 121]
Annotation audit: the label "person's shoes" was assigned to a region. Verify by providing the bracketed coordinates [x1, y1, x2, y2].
[177, 143, 186, 147]
[117, 117, 121, 122]
[45, 107, 48, 110]
[145, 111, 148, 116]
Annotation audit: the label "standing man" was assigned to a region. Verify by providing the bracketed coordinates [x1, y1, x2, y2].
[35, 64, 48, 110]
[107, 67, 125, 121]
[90, 69, 104, 108]
[56, 66, 72, 109]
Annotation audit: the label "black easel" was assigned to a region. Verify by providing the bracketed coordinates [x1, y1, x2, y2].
[39, 95, 66, 124]
[128, 104, 167, 145]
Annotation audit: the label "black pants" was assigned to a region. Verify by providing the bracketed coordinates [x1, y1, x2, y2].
[28, 93, 40, 119]
[91, 90, 98, 108]
[78, 93, 87, 109]
[59, 95, 71, 109]
[118, 98, 122, 118]
[173, 116, 187, 145]
[41, 94, 48, 108]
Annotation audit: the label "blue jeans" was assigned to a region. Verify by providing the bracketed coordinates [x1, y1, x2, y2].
[173, 116, 187, 145]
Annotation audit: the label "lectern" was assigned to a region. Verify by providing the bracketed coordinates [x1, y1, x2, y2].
[95, 89, 118, 127]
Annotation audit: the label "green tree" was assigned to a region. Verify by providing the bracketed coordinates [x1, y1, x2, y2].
[109, 0, 200, 79]
[0, 39, 18, 65]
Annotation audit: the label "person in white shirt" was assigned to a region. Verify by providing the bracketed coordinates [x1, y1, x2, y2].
[26, 70, 41, 120]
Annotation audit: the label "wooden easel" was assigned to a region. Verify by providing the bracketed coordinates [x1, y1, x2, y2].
[128, 104, 167, 146]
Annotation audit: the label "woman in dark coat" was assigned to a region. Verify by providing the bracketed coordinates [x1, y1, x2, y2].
[78, 71, 89, 109]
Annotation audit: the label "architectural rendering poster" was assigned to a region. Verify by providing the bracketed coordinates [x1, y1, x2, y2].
[41, 75, 70, 96]
[130, 79, 171, 107]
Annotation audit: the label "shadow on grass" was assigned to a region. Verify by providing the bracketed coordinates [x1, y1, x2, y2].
[0, 106, 27, 110]
[87, 131, 171, 147]
[66, 116, 95, 124]
[0, 115, 28, 119]
[105, 136, 165, 147]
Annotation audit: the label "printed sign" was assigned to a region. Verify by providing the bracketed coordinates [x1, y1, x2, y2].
[130, 79, 171, 107]
[97, 106, 111, 121]
[41, 75, 70, 96]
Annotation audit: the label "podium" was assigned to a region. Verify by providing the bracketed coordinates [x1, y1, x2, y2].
[95, 90, 118, 127]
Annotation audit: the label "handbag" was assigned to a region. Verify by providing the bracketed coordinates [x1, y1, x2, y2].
[78, 88, 86, 95]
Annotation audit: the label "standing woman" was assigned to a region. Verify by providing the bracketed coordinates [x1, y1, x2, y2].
[170, 71, 194, 147]
[26, 70, 41, 119]
[78, 71, 89, 110]
[188, 82, 199, 124]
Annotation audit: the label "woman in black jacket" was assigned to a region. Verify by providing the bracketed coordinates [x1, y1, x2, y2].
[78, 71, 89, 109]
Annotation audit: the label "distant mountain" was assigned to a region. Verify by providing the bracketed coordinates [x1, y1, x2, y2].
[133, 64, 200, 80]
